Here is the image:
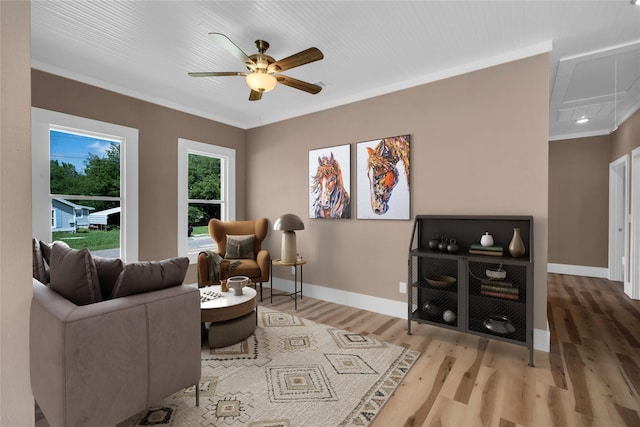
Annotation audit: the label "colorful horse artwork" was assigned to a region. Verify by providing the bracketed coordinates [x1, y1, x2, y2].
[311, 152, 351, 218]
[366, 135, 410, 215]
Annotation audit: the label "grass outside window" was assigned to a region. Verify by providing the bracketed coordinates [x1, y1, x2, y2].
[52, 228, 120, 251]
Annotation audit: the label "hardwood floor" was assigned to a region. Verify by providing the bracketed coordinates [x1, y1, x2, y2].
[259, 274, 640, 427]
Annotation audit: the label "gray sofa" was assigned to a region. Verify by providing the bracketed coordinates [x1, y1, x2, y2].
[30, 277, 201, 427]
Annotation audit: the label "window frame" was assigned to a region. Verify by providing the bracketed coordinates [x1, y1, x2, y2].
[177, 138, 236, 263]
[32, 107, 139, 261]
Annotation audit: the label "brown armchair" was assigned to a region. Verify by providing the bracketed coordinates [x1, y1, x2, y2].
[197, 218, 270, 300]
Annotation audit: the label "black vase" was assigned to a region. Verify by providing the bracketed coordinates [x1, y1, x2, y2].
[428, 234, 440, 250]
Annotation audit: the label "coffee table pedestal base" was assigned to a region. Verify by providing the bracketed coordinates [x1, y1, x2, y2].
[207, 310, 256, 348]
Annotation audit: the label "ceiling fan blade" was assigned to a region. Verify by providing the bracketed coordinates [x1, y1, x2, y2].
[275, 75, 322, 94]
[268, 47, 323, 73]
[249, 90, 263, 101]
[209, 33, 256, 69]
[188, 71, 247, 77]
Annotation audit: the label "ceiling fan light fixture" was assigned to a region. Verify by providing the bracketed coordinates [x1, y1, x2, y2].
[246, 72, 277, 92]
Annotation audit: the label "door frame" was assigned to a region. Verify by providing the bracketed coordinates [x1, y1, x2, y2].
[630, 147, 640, 299]
[608, 155, 629, 287]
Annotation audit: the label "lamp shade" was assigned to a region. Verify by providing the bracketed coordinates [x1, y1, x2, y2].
[246, 72, 277, 92]
[274, 214, 305, 231]
[274, 214, 304, 263]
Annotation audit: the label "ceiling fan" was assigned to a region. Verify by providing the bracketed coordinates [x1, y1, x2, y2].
[189, 33, 324, 101]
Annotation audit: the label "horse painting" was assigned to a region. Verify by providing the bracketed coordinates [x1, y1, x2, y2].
[365, 135, 410, 216]
[311, 152, 351, 219]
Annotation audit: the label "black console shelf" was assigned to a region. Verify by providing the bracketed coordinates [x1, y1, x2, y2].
[408, 215, 534, 366]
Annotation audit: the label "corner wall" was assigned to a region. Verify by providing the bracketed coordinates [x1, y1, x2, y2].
[1, 1, 34, 425]
[611, 108, 640, 161]
[246, 54, 550, 334]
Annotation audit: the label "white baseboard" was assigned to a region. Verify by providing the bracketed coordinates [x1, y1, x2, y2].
[269, 277, 407, 319]
[269, 278, 550, 352]
[547, 263, 608, 279]
[534, 327, 550, 353]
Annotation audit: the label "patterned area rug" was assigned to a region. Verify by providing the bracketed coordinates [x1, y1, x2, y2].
[119, 307, 420, 427]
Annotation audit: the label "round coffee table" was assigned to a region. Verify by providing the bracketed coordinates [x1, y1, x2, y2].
[200, 285, 257, 348]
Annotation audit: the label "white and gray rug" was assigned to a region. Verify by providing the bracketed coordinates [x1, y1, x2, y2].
[119, 307, 420, 427]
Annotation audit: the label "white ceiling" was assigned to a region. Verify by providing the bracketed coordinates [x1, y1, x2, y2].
[30, 1, 640, 140]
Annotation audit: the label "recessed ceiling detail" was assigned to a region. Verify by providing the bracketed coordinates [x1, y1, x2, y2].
[550, 41, 640, 139]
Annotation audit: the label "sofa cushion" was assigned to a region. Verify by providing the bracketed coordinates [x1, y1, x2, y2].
[224, 234, 255, 259]
[110, 257, 189, 299]
[228, 259, 261, 278]
[93, 256, 124, 300]
[49, 243, 103, 306]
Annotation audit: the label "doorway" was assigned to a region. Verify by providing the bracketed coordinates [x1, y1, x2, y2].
[608, 155, 629, 290]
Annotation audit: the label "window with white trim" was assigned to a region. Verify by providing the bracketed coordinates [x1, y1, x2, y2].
[178, 138, 236, 263]
[32, 108, 139, 261]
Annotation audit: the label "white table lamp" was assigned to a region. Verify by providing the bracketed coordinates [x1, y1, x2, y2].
[274, 214, 304, 263]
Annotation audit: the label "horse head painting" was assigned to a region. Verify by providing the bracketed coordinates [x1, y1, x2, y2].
[311, 152, 351, 219]
[365, 135, 410, 215]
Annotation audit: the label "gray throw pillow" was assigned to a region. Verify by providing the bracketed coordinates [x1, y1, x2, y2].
[224, 234, 255, 259]
[110, 257, 189, 299]
[49, 243, 103, 306]
[38, 240, 62, 284]
[39, 240, 54, 266]
[32, 238, 48, 283]
[93, 256, 124, 300]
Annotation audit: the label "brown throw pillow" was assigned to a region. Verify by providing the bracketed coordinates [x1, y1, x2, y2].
[224, 234, 255, 259]
[110, 257, 189, 299]
[49, 243, 102, 306]
[93, 256, 124, 300]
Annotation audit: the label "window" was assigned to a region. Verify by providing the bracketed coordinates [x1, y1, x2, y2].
[178, 138, 235, 262]
[32, 108, 139, 261]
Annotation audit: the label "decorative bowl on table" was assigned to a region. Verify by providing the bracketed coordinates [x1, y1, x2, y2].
[482, 315, 516, 335]
[485, 268, 506, 280]
[425, 275, 456, 288]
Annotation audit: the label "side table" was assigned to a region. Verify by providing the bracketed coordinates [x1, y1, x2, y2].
[270, 258, 306, 309]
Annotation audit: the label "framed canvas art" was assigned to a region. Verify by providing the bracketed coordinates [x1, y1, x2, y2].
[308, 144, 351, 219]
[356, 134, 410, 220]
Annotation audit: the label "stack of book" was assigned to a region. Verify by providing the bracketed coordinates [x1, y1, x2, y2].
[480, 279, 519, 301]
[468, 244, 503, 257]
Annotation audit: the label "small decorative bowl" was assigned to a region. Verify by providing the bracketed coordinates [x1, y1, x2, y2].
[486, 268, 506, 280]
[425, 275, 456, 288]
[483, 315, 516, 335]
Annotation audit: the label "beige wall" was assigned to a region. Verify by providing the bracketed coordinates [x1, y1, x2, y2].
[31, 70, 246, 282]
[247, 54, 549, 331]
[548, 136, 610, 267]
[0, 1, 34, 425]
[611, 108, 640, 162]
